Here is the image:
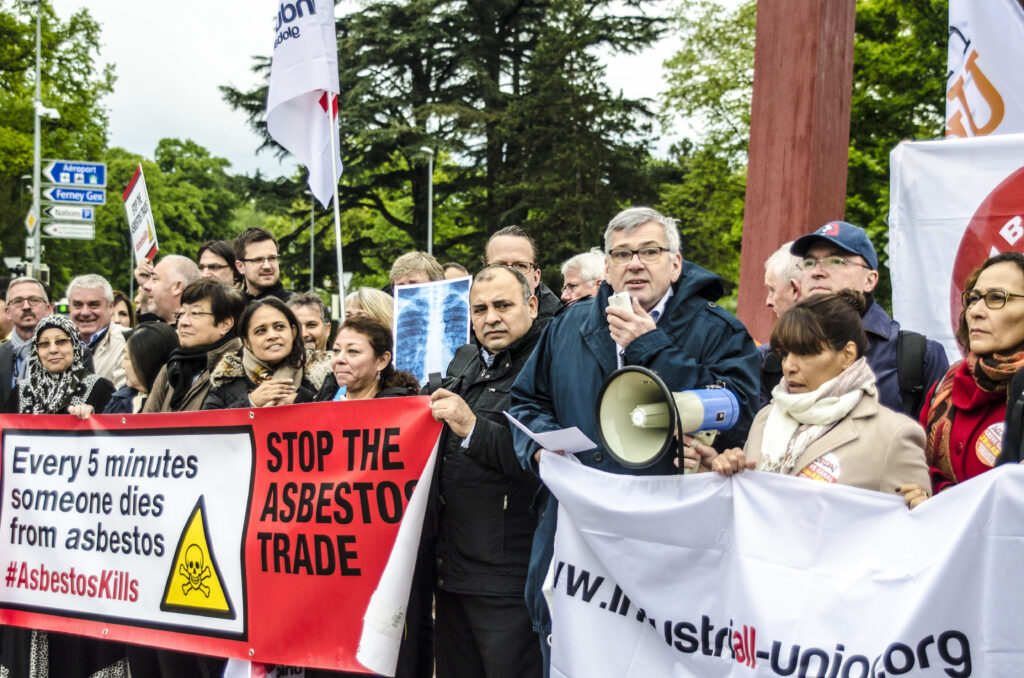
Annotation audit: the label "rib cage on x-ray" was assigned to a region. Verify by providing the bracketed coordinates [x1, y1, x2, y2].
[393, 277, 471, 385]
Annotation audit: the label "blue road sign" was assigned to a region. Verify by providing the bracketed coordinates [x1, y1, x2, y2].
[42, 186, 106, 205]
[43, 160, 107, 187]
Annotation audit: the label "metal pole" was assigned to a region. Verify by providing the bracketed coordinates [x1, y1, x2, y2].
[328, 94, 345, 318]
[309, 196, 315, 290]
[420, 147, 434, 255]
[32, 1, 41, 270]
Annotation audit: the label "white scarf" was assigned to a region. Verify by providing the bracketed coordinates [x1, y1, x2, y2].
[758, 357, 876, 474]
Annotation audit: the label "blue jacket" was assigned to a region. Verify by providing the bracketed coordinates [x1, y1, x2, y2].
[509, 264, 760, 633]
[862, 301, 949, 416]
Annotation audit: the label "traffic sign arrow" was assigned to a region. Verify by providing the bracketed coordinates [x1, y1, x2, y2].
[42, 222, 96, 240]
[43, 160, 107, 187]
[43, 205, 95, 221]
[42, 186, 106, 205]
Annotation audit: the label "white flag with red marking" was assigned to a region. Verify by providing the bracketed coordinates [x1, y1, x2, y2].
[947, 0, 1024, 137]
[266, 0, 343, 207]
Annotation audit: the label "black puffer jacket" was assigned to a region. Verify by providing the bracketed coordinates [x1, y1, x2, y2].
[433, 321, 542, 596]
[200, 349, 331, 410]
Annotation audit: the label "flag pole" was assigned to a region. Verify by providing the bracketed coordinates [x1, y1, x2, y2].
[328, 92, 345, 319]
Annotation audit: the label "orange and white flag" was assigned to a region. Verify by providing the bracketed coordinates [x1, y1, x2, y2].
[947, 0, 1024, 137]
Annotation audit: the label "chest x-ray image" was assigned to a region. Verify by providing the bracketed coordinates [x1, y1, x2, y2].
[393, 276, 471, 385]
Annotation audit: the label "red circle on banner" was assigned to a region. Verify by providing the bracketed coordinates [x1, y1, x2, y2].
[950, 166, 1024, 340]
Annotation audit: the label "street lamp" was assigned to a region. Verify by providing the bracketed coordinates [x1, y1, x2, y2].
[420, 147, 434, 256]
[29, 0, 43, 270]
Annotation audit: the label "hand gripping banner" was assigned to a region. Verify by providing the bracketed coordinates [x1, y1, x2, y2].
[0, 398, 441, 674]
[539, 452, 1024, 677]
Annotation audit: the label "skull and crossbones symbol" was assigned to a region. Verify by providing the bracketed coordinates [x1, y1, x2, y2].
[179, 544, 211, 597]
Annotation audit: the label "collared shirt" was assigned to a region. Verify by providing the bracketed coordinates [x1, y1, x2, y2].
[84, 324, 108, 349]
[616, 287, 673, 369]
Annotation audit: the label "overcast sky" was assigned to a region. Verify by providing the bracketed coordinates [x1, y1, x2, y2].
[48, 1, 682, 180]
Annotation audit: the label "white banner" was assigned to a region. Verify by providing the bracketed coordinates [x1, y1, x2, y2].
[540, 452, 1024, 677]
[122, 164, 158, 262]
[947, 0, 1024, 137]
[266, 0, 343, 207]
[889, 133, 1024, 362]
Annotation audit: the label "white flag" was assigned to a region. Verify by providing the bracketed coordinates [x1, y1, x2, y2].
[266, 0, 343, 207]
[947, 0, 1024, 137]
[889, 134, 1024, 362]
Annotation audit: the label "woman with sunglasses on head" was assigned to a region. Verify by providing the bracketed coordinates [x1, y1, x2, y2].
[912, 252, 1024, 497]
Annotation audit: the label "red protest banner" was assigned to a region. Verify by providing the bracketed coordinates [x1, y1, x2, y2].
[0, 397, 441, 673]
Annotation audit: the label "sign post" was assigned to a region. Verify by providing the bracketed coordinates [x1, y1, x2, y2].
[122, 164, 159, 262]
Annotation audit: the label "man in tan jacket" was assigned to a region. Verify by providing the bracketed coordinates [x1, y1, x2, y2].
[68, 274, 127, 388]
[144, 279, 245, 412]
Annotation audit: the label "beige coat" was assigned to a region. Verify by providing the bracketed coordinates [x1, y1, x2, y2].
[143, 337, 242, 413]
[744, 391, 930, 495]
[90, 322, 127, 389]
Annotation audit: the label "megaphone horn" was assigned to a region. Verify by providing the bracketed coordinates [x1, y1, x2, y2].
[595, 366, 739, 470]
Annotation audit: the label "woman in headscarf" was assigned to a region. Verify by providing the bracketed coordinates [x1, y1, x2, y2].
[0, 314, 124, 677]
[7, 314, 114, 415]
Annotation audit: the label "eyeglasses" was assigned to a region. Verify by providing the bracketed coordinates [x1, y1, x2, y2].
[608, 247, 670, 265]
[173, 309, 216, 322]
[562, 283, 578, 295]
[8, 296, 48, 307]
[199, 263, 230, 272]
[961, 289, 1024, 310]
[492, 261, 535, 274]
[800, 256, 870, 271]
[241, 255, 279, 265]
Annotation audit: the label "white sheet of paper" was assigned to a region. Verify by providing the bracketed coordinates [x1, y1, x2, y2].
[503, 411, 597, 454]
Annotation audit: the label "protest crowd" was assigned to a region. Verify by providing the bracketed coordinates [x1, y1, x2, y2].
[2, 204, 1023, 678]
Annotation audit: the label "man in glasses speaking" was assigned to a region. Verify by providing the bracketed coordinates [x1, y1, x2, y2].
[791, 221, 948, 416]
[509, 206, 761, 669]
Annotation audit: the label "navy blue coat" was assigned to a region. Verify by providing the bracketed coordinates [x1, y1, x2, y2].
[509, 264, 760, 633]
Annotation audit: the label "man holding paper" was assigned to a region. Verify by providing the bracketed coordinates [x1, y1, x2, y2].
[509, 206, 760, 668]
[428, 264, 545, 678]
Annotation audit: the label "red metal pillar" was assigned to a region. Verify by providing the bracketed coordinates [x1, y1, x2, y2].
[736, 0, 857, 343]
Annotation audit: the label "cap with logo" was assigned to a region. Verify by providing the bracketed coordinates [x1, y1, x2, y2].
[790, 221, 879, 271]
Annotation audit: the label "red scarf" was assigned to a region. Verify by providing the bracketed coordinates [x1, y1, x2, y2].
[925, 351, 1024, 482]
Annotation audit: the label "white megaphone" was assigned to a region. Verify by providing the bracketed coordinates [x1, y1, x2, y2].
[595, 366, 739, 470]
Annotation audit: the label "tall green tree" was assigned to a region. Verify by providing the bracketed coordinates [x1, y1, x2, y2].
[661, 0, 948, 305]
[0, 0, 114, 288]
[222, 0, 662, 277]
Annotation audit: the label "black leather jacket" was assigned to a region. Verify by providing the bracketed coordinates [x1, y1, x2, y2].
[432, 321, 542, 596]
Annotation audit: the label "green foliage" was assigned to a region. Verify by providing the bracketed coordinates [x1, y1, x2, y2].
[660, 0, 949, 308]
[0, 1, 113, 281]
[662, 0, 756, 160]
[223, 0, 663, 286]
[848, 0, 947, 304]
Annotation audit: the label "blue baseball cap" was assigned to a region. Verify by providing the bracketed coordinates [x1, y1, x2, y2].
[790, 221, 878, 270]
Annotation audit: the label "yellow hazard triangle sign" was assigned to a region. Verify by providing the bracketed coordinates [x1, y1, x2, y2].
[160, 496, 236, 619]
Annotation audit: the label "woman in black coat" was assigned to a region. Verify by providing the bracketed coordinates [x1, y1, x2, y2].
[202, 298, 329, 410]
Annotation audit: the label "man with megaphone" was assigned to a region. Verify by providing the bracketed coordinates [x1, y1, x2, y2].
[509, 206, 761, 673]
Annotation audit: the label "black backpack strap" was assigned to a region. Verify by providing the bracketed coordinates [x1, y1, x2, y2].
[897, 330, 927, 417]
